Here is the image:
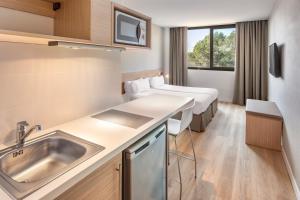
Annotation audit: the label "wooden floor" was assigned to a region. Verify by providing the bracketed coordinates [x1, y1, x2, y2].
[168, 103, 295, 200]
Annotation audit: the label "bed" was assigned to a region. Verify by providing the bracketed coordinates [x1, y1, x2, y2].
[150, 84, 218, 117]
[122, 70, 218, 132]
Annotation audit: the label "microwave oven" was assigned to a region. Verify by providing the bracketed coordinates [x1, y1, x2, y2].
[114, 10, 147, 46]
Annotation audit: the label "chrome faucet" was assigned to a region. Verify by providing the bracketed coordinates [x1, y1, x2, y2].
[16, 121, 42, 147]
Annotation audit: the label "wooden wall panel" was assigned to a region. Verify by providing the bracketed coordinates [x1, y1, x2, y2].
[122, 69, 162, 82]
[90, 0, 112, 45]
[54, 0, 91, 40]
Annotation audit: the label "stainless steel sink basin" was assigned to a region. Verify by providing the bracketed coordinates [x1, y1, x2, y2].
[0, 130, 105, 199]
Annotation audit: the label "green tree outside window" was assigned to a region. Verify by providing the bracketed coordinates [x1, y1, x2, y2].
[188, 27, 236, 69]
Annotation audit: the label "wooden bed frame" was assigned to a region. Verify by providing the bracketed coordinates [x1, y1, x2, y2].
[121, 70, 218, 132]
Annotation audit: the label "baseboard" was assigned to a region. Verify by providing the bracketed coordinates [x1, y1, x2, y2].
[282, 148, 300, 200]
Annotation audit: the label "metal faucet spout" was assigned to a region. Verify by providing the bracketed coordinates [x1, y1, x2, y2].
[16, 121, 42, 147]
[20, 125, 42, 141]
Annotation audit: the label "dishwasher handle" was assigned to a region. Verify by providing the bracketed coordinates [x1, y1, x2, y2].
[134, 141, 150, 155]
[126, 125, 166, 159]
[133, 129, 163, 156]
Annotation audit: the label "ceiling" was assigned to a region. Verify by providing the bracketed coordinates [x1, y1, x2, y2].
[113, 0, 277, 27]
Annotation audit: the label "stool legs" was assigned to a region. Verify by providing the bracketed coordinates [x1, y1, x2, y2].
[174, 137, 182, 200]
[169, 128, 197, 200]
[188, 126, 197, 179]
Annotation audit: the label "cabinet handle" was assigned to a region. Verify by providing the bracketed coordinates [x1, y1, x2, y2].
[116, 163, 122, 200]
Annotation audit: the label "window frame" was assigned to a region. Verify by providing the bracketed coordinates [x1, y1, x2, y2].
[188, 24, 236, 71]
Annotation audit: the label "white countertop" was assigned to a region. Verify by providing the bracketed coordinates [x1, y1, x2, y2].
[0, 94, 193, 200]
[245, 99, 282, 119]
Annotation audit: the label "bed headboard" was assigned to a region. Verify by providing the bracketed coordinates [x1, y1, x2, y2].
[121, 70, 163, 94]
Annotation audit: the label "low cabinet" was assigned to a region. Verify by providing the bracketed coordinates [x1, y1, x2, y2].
[57, 153, 122, 200]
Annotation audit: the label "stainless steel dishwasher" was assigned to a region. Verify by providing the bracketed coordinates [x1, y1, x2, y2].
[123, 124, 167, 200]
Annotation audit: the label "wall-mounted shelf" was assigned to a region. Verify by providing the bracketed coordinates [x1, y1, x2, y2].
[0, 0, 57, 18]
[0, 29, 87, 45]
[49, 41, 125, 52]
[0, 29, 125, 51]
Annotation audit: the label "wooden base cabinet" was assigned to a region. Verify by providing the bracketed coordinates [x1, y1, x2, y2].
[57, 153, 122, 200]
[246, 113, 282, 151]
[245, 99, 283, 151]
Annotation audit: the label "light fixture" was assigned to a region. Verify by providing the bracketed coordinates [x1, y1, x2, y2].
[48, 41, 125, 52]
[70, 46, 80, 50]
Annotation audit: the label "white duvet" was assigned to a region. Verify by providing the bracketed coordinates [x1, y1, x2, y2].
[130, 88, 216, 115]
[154, 84, 218, 97]
[153, 84, 218, 102]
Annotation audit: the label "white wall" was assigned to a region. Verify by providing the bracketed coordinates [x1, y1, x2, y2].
[0, 45, 123, 146]
[0, 7, 168, 146]
[111, 0, 167, 73]
[0, 9, 122, 146]
[120, 24, 165, 72]
[268, 0, 300, 194]
[163, 27, 170, 76]
[188, 70, 235, 102]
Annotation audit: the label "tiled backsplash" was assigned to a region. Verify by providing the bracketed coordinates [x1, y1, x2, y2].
[0, 43, 122, 146]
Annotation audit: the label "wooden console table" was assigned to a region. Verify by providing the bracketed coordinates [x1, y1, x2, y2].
[245, 99, 283, 151]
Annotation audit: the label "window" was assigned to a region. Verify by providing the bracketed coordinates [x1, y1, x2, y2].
[188, 25, 236, 71]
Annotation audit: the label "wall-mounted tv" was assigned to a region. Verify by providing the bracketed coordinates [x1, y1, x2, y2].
[269, 43, 281, 77]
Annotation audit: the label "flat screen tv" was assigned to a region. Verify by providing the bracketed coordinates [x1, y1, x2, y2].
[269, 43, 281, 77]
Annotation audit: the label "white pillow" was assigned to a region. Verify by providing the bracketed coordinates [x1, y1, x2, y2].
[124, 81, 132, 94]
[150, 76, 165, 88]
[141, 78, 150, 90]
[125, 78, 150, 94]
[135, 78, 150, 92]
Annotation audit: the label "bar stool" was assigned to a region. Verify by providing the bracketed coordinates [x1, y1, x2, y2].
[168, 101, 197, 200]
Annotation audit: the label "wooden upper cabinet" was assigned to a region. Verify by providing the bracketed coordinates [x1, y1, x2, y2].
[55, 0, 152, 48]
[0, 0, 151, 48]
[0, 0, 112, 45]
[54, 0, 91, 40]
[54, 0, 112, 45]
[90, 0, 112, 45]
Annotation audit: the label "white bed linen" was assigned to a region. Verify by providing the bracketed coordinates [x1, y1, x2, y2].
[130, 89, 213, 115]
[149, 76, 165, 88]
[153, 84, 218, 100]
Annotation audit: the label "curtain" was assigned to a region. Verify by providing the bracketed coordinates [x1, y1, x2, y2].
[169, 27, 188, 86]
[233, 20, 268, 105]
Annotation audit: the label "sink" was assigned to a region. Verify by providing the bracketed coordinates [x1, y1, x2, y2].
[0, 130, 105, 199]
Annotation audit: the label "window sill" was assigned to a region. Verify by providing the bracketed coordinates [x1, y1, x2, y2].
[188, 67, 235, 72]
